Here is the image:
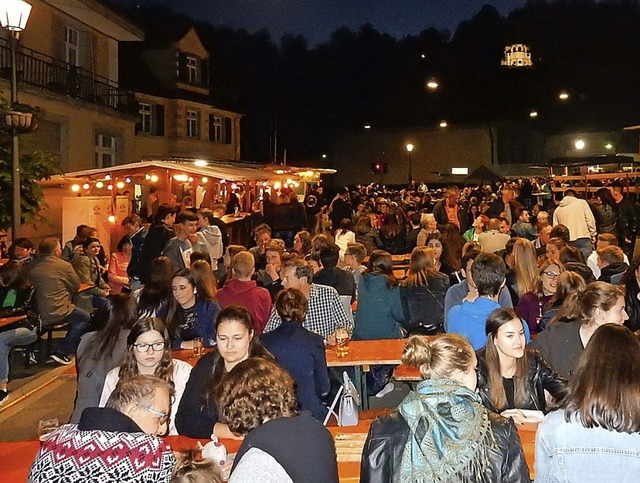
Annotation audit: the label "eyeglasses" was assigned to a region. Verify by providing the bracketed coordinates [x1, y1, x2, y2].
[543, 271, 560, 280]
[133, 342, 166, 353]
[138, 404, 169, 425]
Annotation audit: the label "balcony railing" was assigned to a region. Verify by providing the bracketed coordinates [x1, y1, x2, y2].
[0, 38, 135, 115]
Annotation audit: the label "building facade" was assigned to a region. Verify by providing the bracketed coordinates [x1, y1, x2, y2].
[0, 0, 143, 172]
[121, 27, 242, 163]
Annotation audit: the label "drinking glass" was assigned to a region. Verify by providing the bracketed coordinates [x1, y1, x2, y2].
[193, 337, 204, 357]
[38, 418, 60, 443]
[335, 328, 351, 357]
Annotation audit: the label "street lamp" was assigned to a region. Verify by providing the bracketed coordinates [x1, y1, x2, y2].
[405, 143, 414, 183]
[1, 0, 32, 238]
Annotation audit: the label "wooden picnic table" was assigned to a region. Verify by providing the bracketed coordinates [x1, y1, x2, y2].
[0, 314, 27, 330]
[172, 347, 216, 367]
[77, 283, 95, 293]
[326, 339, 405, 410]
[364, 254, 409, 264]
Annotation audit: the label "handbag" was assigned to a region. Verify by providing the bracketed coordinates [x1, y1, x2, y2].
[338, 371, 360, 426]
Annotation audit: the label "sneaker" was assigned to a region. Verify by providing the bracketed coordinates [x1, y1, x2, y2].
[0, 390, 8, 406]
[50, 352, 72, 365]
[374, 382, 395, 398]
[28, 351, 38, 365]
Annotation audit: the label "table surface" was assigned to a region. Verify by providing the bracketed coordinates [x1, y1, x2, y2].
[394, 363, 421, 381]
[0, 314, 27, 330]
[326, 339, 406, 368]
[172, 347, 215, 366]
[0, 420, 537, 482]
[78, 283, 95, 293]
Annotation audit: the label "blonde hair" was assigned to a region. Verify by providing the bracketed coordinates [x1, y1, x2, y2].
[513, 238, 539, 297]
[402, 334, 475, 381]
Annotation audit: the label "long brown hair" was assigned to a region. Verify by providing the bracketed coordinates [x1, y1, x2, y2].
[367, 249, 398, 287]
[484, 307, 530, 411]
[204, 306, 273, 407]
[91, 294, 138, 363]
[403, 246, 437, 288]
[190, 261, 218, 301]
[564, 324, 640, 433]
[118, 317, 174, 385]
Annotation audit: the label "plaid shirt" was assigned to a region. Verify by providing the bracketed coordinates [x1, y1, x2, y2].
[264, 284, 353, 339]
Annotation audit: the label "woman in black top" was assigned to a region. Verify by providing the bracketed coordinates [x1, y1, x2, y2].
[175, 305, 272, 439]
[476, 307, 567, 424]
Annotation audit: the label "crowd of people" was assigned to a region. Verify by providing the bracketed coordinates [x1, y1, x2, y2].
[2, 177, 640, 481]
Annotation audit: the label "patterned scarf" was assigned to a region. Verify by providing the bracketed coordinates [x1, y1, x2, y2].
[398, 379, 494, 482]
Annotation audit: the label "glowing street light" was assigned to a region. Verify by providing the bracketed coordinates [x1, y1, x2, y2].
[559, 91, 570, 101]
[426, 78, 439, 90]
[363, 123, 371, 129]
[1, 0, 32, 237]
[405, 143, 414, 183]
[529, 110, 538, 118]
[575, 139, 585, 150]
[439, 120, 448, 128]
[605, 143, 614, 150]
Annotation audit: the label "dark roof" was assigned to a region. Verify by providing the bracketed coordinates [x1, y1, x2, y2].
[466, 165, 503, 181]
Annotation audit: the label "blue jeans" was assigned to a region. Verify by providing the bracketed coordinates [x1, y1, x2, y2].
[571, 237, 593, 261]
[58, 307, 91, 356]
[0, 326, 37, 382]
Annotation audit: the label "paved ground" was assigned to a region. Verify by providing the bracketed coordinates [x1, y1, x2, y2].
[0, 331, 76, 441]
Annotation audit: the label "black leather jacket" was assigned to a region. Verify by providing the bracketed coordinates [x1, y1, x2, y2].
[360, 410, 530, 483]
[476, 347, 568, 413]
[589, 201, 618, 235]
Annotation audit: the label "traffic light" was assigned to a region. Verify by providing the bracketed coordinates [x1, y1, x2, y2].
[370, 162, 388, 174]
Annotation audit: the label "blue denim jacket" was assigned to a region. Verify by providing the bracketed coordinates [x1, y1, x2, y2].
[536, 410, 640, 482]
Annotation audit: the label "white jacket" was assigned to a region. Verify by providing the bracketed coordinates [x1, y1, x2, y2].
[552, 195, 596, 241]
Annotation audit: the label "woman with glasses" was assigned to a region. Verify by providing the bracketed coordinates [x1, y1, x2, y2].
[361, 334, 529, 482]
[516, 259, 564, 335]
[477, 307, 568, 425]
[99, 317, 192, 435]
[529, 282, 628, 380]
[175, 305, 273, 439]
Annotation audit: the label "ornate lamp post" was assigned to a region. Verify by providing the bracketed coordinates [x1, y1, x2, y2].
[405, 143, 414, 184]
[1, 0, 32, 238]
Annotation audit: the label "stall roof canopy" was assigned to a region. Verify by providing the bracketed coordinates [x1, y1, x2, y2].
[55, 159, 286, 182]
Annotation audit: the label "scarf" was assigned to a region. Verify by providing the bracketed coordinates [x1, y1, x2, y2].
[397, 379, 494, 482]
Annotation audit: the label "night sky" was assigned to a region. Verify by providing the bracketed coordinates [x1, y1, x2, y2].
[126, 0, 526, 45]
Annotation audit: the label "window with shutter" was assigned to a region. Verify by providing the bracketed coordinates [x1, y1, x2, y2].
[139, 103, 152, 134]
[187, 56, 198, 84]
[95, 132, 117, 168]
[224, 117, 232, 144]
[178, 52, 188, 82]
[201, 59, 209, 88]
[65, 27, 80, 67]
[186, 110, 199, 138]
[154, 105, 165, 136]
